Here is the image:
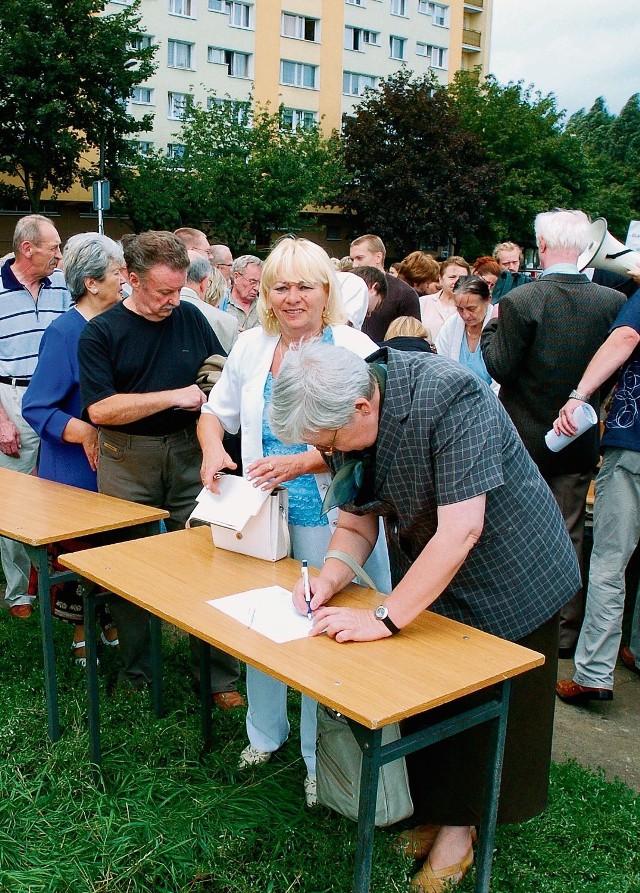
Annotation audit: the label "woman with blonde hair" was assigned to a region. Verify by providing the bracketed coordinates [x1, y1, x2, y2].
[198, 237, 391, 806]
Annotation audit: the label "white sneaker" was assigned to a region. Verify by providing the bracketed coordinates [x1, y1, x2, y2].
[304, 774, 317, 807]
[238, 745, 272, 769]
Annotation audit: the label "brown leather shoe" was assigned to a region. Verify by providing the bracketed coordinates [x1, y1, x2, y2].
[213, 690, 246, 710]
[556, 679, 613, 704]
[620, 646, 640, 676]
[9, 603, 33, 619]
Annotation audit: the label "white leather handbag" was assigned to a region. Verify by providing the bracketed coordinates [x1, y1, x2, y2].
[187, 478, 290, 562]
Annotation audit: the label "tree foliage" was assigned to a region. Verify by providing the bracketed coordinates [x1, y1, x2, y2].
[115, 98, 344, 250]
[336, 69, 497, 256]
[566, 95, 640, 239]
[447, 72, 588, 255]
[0, 0, 156, 210]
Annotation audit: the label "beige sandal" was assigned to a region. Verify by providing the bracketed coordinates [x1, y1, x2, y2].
[410, 845, 474, 893]
[396, 824, 441, 859]
[398, 825, 477, 861]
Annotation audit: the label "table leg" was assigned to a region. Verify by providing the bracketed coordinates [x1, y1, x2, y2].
[474, 679, 511, 893]
[82, 585, 102, 769]
[149, 614, 163, 718]
[29, 546, 60, 742]
[199, 640, 212, 752]
[351, 726, 383, 893]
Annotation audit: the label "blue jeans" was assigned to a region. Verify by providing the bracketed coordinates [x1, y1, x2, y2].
[245, 519, 391, 776]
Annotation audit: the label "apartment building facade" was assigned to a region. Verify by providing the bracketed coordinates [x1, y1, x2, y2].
[0, 0, 492, 252]
[118, 0, 492, 154]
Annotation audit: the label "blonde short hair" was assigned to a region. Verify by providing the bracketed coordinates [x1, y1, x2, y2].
[258, 237, 346, 335]
[385, 316, 431, 341]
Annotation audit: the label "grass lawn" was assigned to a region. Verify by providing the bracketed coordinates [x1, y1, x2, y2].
[0, 606, 638, 893]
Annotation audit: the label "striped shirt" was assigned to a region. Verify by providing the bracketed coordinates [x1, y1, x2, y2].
[0, 259, 72, 379]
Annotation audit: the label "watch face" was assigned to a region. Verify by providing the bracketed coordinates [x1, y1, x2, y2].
[375, 605, 388, 620]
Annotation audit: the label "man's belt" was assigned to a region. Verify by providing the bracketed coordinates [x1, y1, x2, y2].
[0, 375, 31, 387]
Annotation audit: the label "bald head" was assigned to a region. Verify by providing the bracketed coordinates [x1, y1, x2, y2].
[210, 244, 233, 284]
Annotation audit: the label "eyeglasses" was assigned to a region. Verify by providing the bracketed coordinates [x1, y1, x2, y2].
[236, 271, 261, 288]
[317, 429, 339, 457]
[217, 262, 232, 269]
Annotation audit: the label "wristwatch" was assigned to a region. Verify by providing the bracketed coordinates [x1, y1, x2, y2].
[374, 604, 401, 635]
[568, 389, 588, 402]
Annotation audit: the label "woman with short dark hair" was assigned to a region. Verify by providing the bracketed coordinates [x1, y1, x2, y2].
[436, 275, 498, 394]
[23, 233, 125, 664]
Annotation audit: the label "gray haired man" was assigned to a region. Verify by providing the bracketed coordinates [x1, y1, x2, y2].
[221, 255, 263, 332]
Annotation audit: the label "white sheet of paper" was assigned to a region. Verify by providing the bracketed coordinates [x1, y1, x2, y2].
[208, 586, 312, 643]
[193, 477, 268, 531]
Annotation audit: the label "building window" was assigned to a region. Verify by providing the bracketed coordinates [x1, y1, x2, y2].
[416, 42, 446, 67]
[132, 140, 154, 155]
[391, 0, 407, 15]
[228, 2, 251, 27]
[127, 34, 152, 51]
[389, 35, 406, 59]
[207, 96, 251, 124]
[342, 71, 378, 96]
[167, 91, 191, 119]
[167, 40, 194, 69]
[208, 0, 226, 8]
[281, 12, 319, 41]
[168, 0, 194, 17]
[167, 143, 185, 159]
[418, 1, 448, 26]
[131, 86, 154, 104]
[281, 107, 318, 130]
[207, 47, 251, 77]
[344, 26, 380, 50]
[346, 0, 365, 5]
[280, 60, 318, 89]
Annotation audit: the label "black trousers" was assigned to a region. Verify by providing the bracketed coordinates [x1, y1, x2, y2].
[403, 613, 559, 826]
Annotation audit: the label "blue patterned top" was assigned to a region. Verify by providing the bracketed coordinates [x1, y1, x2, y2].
[261, 329, 334, 527]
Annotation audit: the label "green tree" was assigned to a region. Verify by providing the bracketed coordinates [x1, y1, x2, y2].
[336, 69, 496, 256]
[115, 98, 343, 250]
[567, 95, 640, 238]
[0, 0, 156, 210]
[448, 72, 588, 256]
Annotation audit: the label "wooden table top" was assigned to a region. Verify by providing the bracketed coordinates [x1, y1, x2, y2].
[60, 525, 544, 729]
[0, 467, 168, 546]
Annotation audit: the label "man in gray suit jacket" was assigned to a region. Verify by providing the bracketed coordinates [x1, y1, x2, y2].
[482, 209, 625, 655]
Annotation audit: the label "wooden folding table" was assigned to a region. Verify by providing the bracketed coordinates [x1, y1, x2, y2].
[0, 467, 168, 741]
[60, 525, 543, 893]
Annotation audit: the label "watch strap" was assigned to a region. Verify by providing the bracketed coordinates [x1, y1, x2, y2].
[568, 389, 588, 402]
[377, 608, 401, 635]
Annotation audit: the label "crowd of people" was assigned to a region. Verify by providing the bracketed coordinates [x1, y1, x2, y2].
[1, 209, 639, 893]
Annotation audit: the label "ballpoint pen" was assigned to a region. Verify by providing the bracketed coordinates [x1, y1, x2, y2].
[301, 559, 312, 619]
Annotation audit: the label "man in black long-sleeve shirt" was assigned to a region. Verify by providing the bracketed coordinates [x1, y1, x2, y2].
[349, 234, 421, 342]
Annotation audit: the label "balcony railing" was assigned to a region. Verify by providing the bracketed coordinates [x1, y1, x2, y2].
[462, 28, 482, 49]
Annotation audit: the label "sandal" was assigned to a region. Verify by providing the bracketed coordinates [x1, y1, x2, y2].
[410, 845, 474, 892]
[72, 640, 99, 668]
[100, 625, 119, 647]
[398, 825, 477, 861]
